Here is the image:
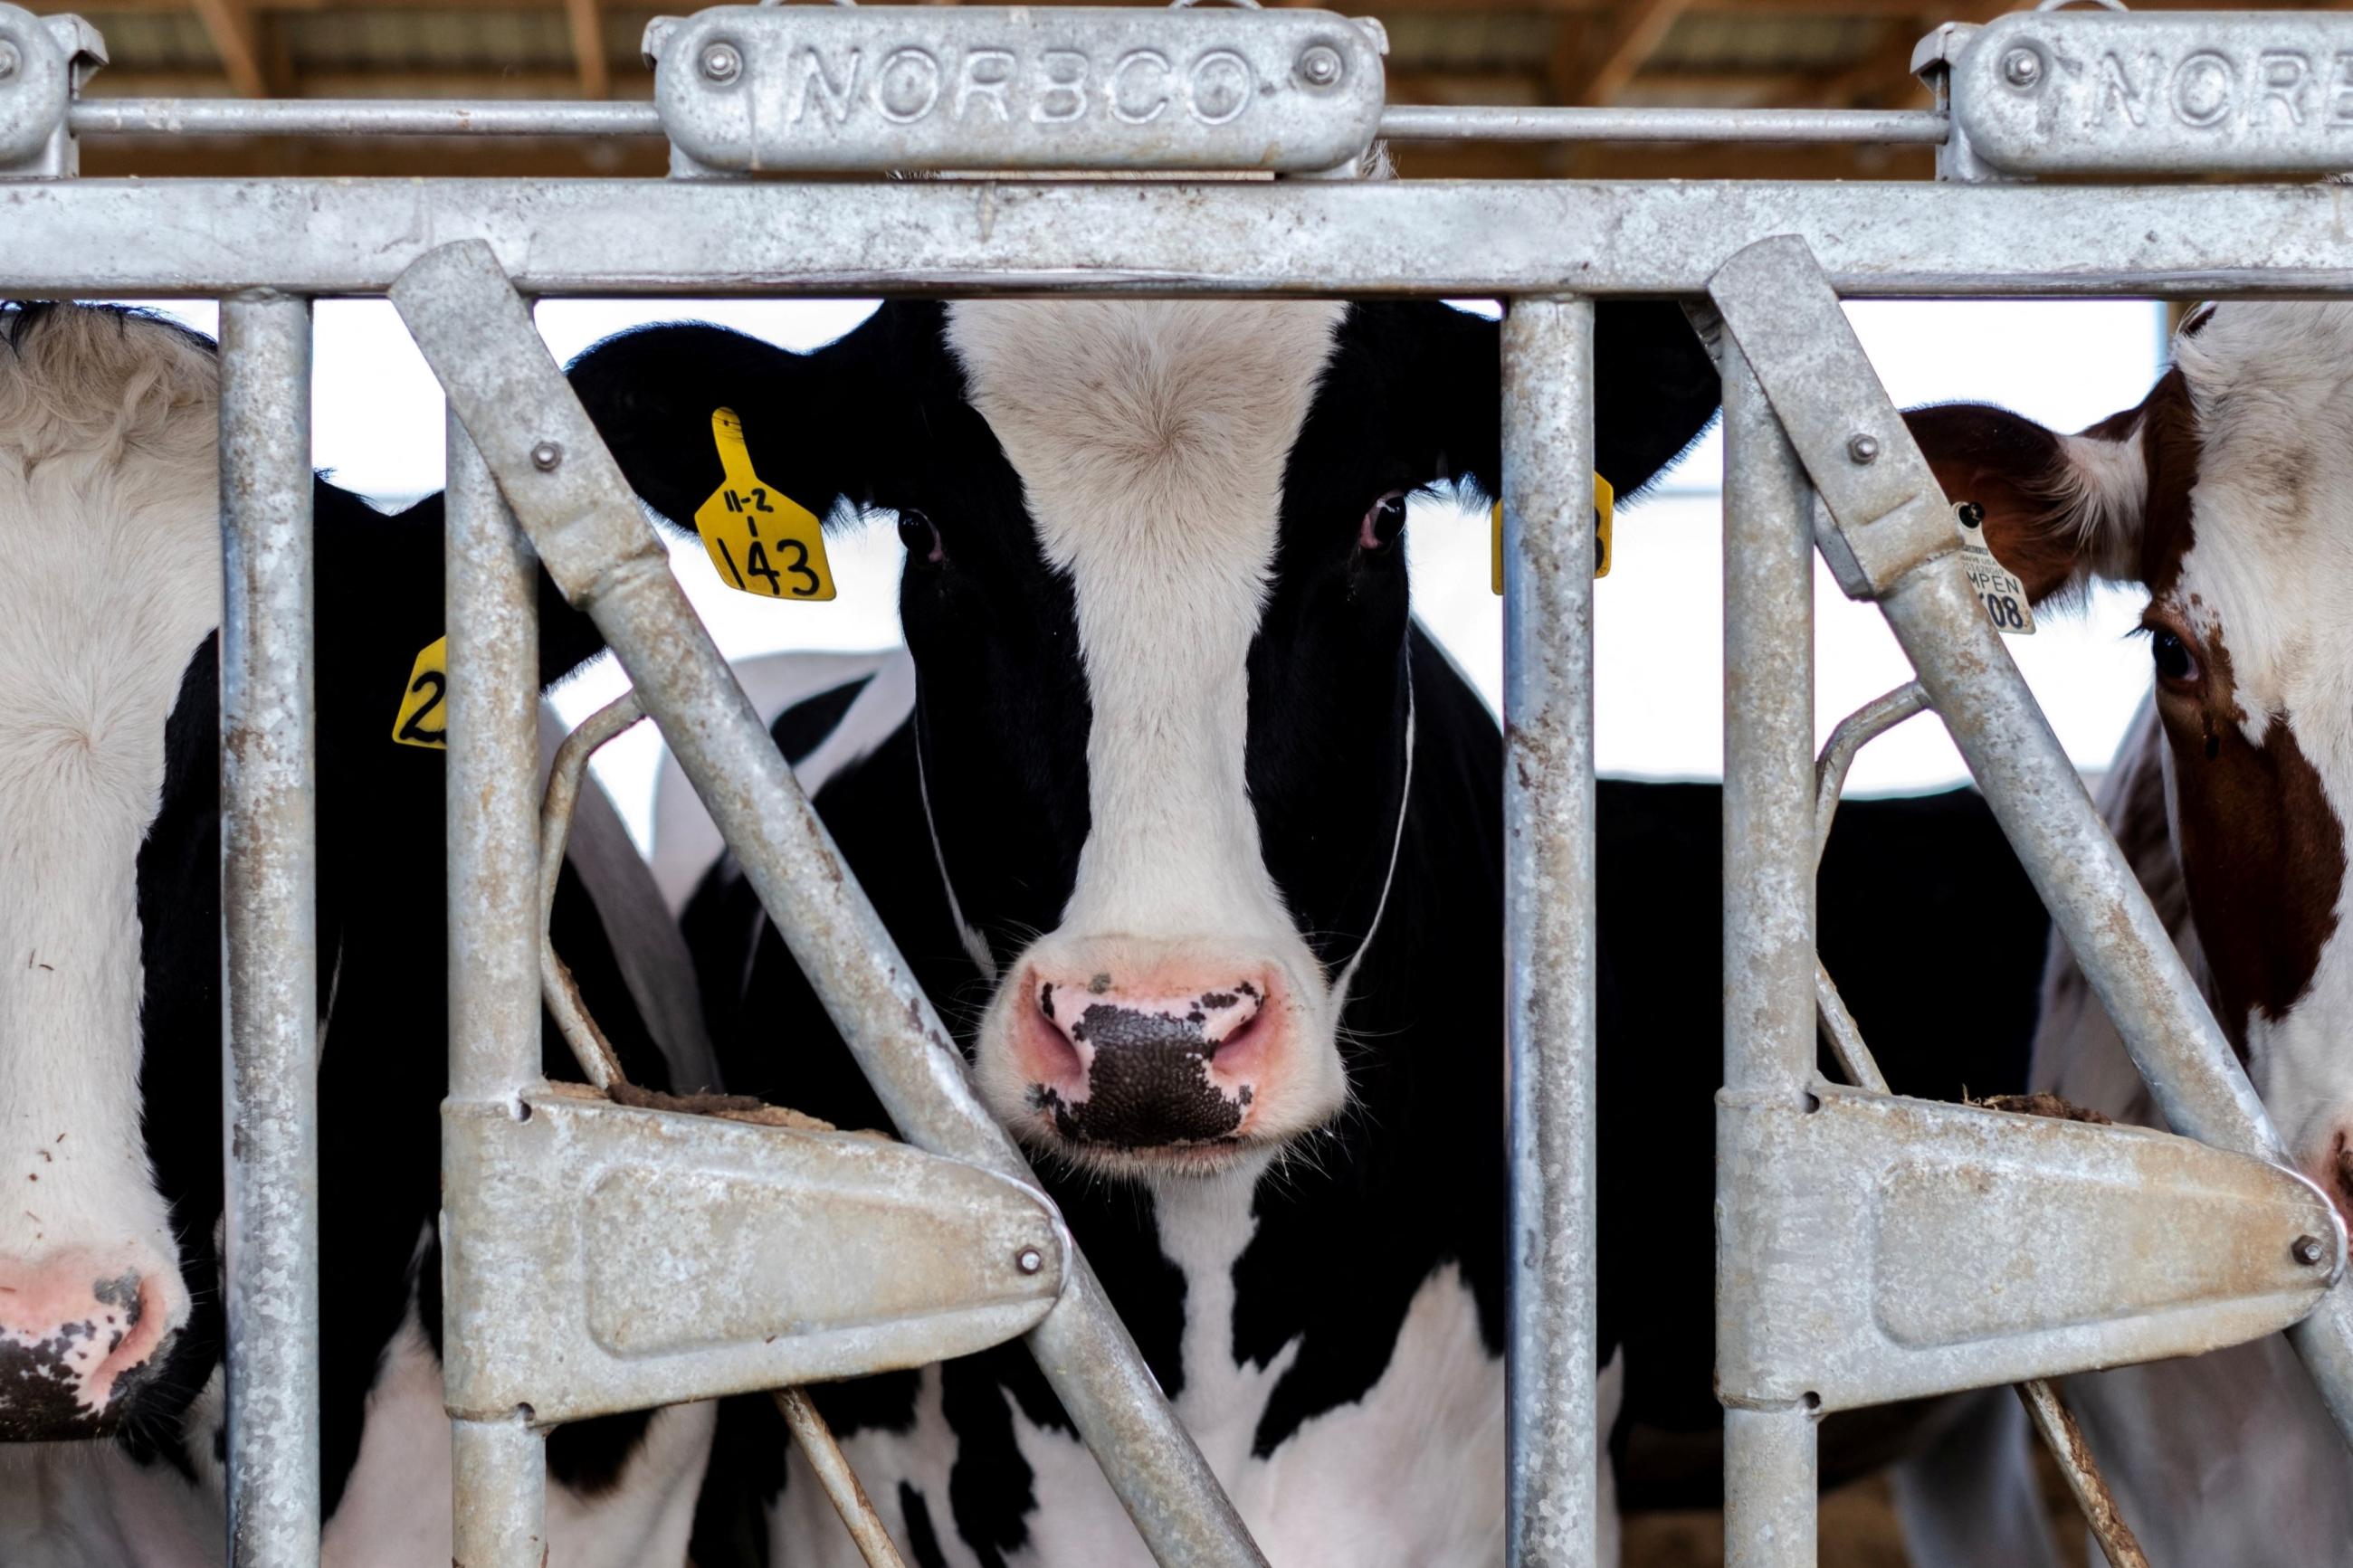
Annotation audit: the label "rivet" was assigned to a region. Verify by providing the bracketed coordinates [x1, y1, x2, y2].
[1015, 1246, 1044, 1276]
[1847, 432, 1881, 465]
[2294, 1233, 2328, 1267]
[700, 42, 743, 84]
[0, 43, 20, 82]
[2002, 48, 2043, 89]
[1298, 45, 1342, 88]
[530, 441, 563, 471]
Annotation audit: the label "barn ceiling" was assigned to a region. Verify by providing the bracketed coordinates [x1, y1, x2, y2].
[28, 0, 2353, 180]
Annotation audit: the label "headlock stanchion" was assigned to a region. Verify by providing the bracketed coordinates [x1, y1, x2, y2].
[15, 2, 2353, 1563]
[390, 240, 1264, 1568]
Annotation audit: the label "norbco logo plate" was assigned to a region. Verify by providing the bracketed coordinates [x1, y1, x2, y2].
[1955, 10, 2353, 176]
[651, 5, 1385, 174]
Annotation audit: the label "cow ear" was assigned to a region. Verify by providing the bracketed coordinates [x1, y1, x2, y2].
[565, 303, 936, 543]
[1592, 300, 1720, 499]
[1400, 300, 1719, 506]
[1903, 389, 2158, 605]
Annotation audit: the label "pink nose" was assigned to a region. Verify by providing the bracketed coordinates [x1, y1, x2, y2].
[0, 1254, 176, 1440]
[1013, 965, 1282, 1149]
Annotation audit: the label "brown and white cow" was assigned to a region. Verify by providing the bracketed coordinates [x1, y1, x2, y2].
[1907, 300, 2353, 1564]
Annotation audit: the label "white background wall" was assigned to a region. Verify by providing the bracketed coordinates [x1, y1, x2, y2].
[121, 295, 2168, 845]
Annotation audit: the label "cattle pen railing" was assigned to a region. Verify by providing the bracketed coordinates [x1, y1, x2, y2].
[7, 2, 2353, 1565]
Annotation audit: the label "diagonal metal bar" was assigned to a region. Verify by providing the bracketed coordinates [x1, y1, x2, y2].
[1706, 232, 2353, 1447]
[388, 239, 1265, 1568]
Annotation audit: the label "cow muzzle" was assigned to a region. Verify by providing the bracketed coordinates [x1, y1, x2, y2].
[0, 1250, 183, 1440]
[976, 936, 1344, 1171]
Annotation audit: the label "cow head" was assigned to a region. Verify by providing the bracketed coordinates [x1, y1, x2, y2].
[575, 299, 1716, 1176]
[0, 305, 220, 1440]
[1909, 301, 2353, 1221]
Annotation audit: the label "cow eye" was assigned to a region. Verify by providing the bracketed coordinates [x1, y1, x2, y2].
[1359, 491, 1407, 553]
[897, 508, 944, 567]
[2152, 628, 2198, 684]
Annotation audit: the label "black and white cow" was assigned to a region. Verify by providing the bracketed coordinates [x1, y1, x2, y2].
[0, 302, 715, 1567]
[572, 298, 2054, 1566]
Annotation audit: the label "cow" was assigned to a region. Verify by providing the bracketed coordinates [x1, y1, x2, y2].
[0, 301, 717, 1567]
[573, 296, 2062, 1567]
[1900, 299, 2353, 1567]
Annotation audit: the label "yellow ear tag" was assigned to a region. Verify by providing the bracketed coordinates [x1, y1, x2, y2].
[692, 409, 834, 602]
[1490, 474, 1616, 595]
[391, 635, 449, 750]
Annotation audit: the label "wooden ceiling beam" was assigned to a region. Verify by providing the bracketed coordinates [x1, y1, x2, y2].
[1559, 0, 1693, 107]
[563, 0, 609, 99]
[187, 0, 270, 97]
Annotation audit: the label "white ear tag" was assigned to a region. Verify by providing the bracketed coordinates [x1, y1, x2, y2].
[1955, 501, 2034, 636]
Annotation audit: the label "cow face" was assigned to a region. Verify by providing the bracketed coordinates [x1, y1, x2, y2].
[1909, 301, 2353, 1221]
[576, 299, 1715, 1177]
[0, 306, 221, 1440]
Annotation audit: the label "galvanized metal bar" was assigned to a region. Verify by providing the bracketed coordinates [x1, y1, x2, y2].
[1723, 1407, 1818, 1568]
[1718, 334, 1820, 1568]
[390, 240, 1264, 1568]
[443, 418, 551, 1561]
[19, 179, 2353, 299]
[1813, 680, 1929, 867]
[216, 290, 322, 1568]
[449, 1415, 548, 1568]
[2015, 1380, 2149, 1568]
[538, 689, 646, 1091]
[55, 97, 1950, 148]
[774, 1389, 910, 1568]
[1499, 294, 1598, 1568]
[68, 98, 665, 138]
[1378, 105, 1947, 145]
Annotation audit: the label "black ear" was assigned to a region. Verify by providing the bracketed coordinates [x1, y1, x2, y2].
[565, 301, 946, 540]
[1593, 300, 1720, 498]
[1352, 299, 1718, 508]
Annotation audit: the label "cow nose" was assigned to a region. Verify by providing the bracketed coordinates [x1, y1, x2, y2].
[1015, 966, 1280, 1149]
[0, 1252, 179, 1440]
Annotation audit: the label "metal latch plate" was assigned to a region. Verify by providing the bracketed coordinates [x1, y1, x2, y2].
[1954, 10, 2353, 179]
[650, 5, 1385, 174]
[1719, 1084, 2344, 1411]
[442, 1094, 1068, 1423]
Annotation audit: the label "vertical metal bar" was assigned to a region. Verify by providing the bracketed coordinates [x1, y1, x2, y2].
[443, 420, 549, 1564]
[1718, 337, 1819, 1568]
[449, 1416, 547, 1568]
[217, 290, 322, 1568]
[1500, 295, 1599, 1567]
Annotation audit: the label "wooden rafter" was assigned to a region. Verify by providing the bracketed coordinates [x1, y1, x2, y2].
[188, 0, 269, 98]
[563, 0, 609, 99]
[1559, 0, 1695, 107]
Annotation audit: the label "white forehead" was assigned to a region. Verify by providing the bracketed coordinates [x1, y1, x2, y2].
[2165, 304, 2353, 742]
[941, 299, 1345, 584]
[0, 310, 221, 814]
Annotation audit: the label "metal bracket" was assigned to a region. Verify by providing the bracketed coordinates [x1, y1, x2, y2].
[1950, 8, 2353, 182]
[644, 4, 1385, 176]
[1709, 234, 1957, 601]
[442, 1093, 1067, 1422]
[0, 5, 103, 179]
[1719, 1083, 2342, 1411]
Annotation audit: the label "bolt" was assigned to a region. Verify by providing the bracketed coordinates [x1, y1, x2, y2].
[0, 42, 20, 82]
[1299, 45, 1342, 88]
[530, 441, 563, 471]
[1847, 432, 1881, 465]
[1015, 1246, 1044, 1276]
[2003, 48, 2043, 89]
[700, 42, 743, 84]
[2294, 1233, 2328, 1266]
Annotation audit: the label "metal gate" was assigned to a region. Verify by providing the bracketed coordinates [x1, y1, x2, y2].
[6, 2, 2353, 1563]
